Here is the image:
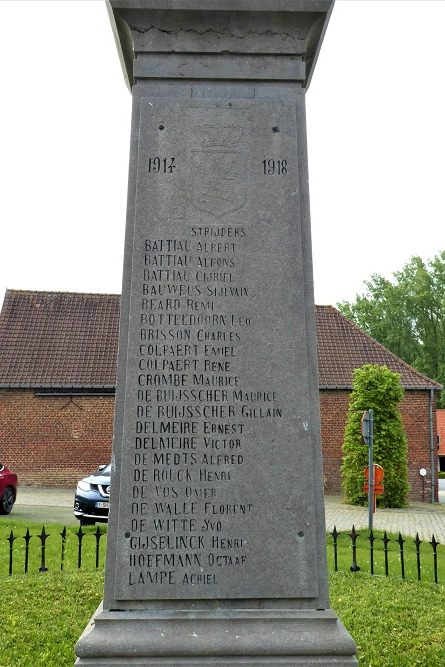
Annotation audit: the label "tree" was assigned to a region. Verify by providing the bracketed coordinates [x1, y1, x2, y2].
[338, 251, 445, 406]
[341, 364, 409, 508]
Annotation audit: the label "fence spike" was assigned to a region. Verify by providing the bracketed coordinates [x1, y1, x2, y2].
[7, 530, 17, 546]
[348, 525, 360, 573]
[397, 531, 406, 579]
[38, 525, 50, 572]
[414, 532, 422, 582]
[23, 528, 32, 575]
[95, 526, 105, 569]
[7, 530, 17, 576]
[330, 525, 339, 572]
[381, 531, 390, 576]
[76, 526, 85, 569]
[430, 534, 440, 584]
[60, 526, 67, 571]
[368, 529, 375, 575]
[348, 524, 359, 541]
[430, 534, 439, 549]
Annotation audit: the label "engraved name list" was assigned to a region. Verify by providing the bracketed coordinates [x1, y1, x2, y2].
[113, 100, 318, 601]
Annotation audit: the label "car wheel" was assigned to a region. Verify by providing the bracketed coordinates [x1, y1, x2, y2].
[0, 486, 15, 514]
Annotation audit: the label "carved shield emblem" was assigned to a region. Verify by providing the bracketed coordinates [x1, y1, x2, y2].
[188, 113, 248, 219]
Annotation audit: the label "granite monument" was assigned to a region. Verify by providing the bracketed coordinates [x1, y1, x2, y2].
[75, 1, 357, 664]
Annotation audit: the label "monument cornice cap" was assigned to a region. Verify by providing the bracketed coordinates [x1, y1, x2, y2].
[108, 1, 333, 10]
[106, 0, 334, 90]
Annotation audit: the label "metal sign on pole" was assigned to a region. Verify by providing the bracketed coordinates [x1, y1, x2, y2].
[364, 464, 384, 512]
[361, 409, 374, 530]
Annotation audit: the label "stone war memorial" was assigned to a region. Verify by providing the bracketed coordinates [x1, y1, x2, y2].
[75, 0, 357, 665]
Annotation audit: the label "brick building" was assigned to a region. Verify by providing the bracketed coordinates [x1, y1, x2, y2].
[437, 410, 445, 472]
[0, 290, 441, 501]
[316, 305, 441, 502]
[0, 291, 119, 486]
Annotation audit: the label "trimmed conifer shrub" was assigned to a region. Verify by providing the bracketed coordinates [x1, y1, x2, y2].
[341, 364, 409, 507]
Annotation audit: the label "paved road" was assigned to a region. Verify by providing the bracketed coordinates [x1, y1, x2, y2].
[8, 485, 445, 541]
[9, 487, 77, 526]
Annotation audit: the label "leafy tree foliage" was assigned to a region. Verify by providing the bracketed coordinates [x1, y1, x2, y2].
[338, 251, 445, 406]
[341, 364, 409, 508]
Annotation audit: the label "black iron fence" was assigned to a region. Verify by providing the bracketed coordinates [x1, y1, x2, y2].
[329, 525, 443, 584]
[1, 523, 444, 584]
[0, 525, 106, 576]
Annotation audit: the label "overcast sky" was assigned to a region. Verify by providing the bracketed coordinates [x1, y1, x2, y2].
[0, 1, 444, 310]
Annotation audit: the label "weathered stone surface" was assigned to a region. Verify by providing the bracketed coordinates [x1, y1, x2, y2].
[108, 95, 321, 602]
[76, 603, 357, 665]
[75, 1, 357, 664]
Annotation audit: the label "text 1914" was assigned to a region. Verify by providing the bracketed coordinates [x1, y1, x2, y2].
[148, 157, 176, 173]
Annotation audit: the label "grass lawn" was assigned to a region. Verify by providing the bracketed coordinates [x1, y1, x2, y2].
[330, 572, 445, 666]
[0, 571, 445, 666]
[0, 570, 103, 667]
[1, 521, 445, 666]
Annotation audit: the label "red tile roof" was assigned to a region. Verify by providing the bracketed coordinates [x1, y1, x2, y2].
[0, 292, 441, 391]
[316, 305, 442, 390]
[0, 290, 120, 387]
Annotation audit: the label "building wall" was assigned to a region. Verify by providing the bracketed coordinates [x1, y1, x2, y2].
[437, 409, 445, 472]
[0, 388, 114, 486]
[400, 390, 438, 503]
[0, 387, 438, 501]
[319, 389, 438, 503]
[319, 390, 350, 495]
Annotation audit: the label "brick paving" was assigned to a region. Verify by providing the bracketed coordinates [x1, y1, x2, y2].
[324, 495, 445, 542]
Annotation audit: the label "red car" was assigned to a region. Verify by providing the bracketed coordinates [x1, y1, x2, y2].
[0, 463, 18, 515]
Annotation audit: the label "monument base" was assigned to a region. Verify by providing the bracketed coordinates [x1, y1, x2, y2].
[75, 603, 357, 666]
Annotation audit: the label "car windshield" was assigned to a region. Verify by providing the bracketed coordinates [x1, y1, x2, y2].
[102, 464, 111, 475]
